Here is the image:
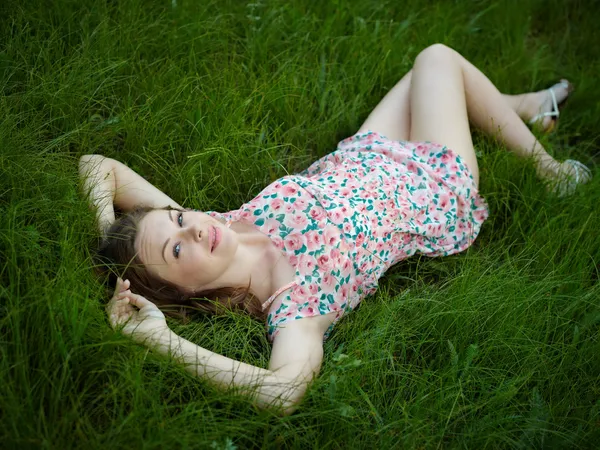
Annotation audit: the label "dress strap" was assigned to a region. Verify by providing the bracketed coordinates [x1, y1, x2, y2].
[261, 280, 298, 312]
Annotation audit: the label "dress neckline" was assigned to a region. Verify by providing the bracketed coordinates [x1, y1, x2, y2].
[226, 217, 300, 314]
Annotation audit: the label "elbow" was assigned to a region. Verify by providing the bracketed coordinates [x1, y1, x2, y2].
[279, 397, 301, 417]
[79, 154, 103, 166]
[272, 383, 308, 417]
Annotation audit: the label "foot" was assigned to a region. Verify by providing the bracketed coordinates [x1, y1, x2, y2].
[525, 80, 573, 133]
[538, 159, 592, 197]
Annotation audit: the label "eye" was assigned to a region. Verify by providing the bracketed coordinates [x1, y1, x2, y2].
[177, 212, 183, 227]
[173, 243, 181, 259]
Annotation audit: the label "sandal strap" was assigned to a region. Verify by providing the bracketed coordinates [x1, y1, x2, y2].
[552, 159, 592, 197]
[529, 81, 569, 124]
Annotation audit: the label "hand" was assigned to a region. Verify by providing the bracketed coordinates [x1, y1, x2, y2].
[107, 278, 170, 344]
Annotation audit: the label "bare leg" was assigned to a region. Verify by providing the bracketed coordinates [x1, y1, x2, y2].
[359, 44, 572, 188]
[358, 71, 557, 142]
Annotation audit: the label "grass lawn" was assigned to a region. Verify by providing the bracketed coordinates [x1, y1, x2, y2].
[1, 0, 599, 448]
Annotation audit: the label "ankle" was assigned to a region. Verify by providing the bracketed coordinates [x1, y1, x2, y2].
[520, 92, 544, 122]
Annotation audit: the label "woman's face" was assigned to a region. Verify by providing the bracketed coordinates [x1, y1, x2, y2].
[136, 209, 238, 291]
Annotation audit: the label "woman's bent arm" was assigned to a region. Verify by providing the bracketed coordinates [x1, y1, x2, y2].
[79, 155, 183, 233]
[146, 322, 323, 416]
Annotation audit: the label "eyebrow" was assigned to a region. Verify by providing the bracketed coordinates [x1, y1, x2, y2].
[161, 210, 172, 264]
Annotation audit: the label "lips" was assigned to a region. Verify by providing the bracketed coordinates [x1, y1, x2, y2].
[210, 226, 220, 253]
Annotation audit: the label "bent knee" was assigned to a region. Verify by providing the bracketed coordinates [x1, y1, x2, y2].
[415, 43, 456, 66]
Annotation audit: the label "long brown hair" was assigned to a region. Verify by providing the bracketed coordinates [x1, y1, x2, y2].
[95, 206, 267, 322]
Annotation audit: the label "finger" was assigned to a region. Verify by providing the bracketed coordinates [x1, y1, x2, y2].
[119, 279, 130, 293]
[127, 293, 157, 310]
[117, 289, 131, 299]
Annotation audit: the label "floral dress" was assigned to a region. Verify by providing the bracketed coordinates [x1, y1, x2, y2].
[207, 131, 489, 342]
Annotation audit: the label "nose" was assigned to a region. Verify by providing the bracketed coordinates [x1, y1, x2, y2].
[186, 223, 203, 242]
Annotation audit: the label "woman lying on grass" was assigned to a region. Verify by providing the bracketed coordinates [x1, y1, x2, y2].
[80, 44, 591, 415]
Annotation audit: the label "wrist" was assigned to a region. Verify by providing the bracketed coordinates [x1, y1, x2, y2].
[135, 325, 172, 347]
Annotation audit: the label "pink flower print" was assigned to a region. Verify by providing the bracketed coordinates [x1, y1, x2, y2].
[474, 195, 487, 208]
[330, 247, 344, 265]
[448, 174, 458, 184]
[321, 273, 337, 293]
[305, 230, 323, 251]
[317, 254, 333, 270]
[309, 207, 326, 221]
[343, 222, 352, 234]
[298, 254, 316, 273]
[272, 182, 283, 190]
[428, 181, 441, 194]
[406, 160, 419, 174]
[284, 232, 303, 251]
[285, 203, 295, 214]
[263, 218, 281, 235]
[428, 157, 438, 166]
[434, 167, 444, 175]
[330, 209, 345, 224]
[474, 209, 488, 223]
[374, 200, 387, 213]
[340, 284, 349, 301]
[284, 212, 308, 229]
[430, 209, 444, 224]
[341, 259, 353, 276]
[356, 232, 365, 247]
[308, 295, 319, 306]
[449, 163, 459, 172]
[359, 189, 375, 200]
[340, 187, 352, 197]
[391, 233, 401, 245]
[347, 179, 360, 190]
[282, 184, 298, 197]
[415, 144, 429, 157]
[437, 193, 452, 212]
[440, 152, 452, 164]
[457, 220, 467, 232]
[356, 203, 367, 214]
[239, 210, 253, 222]
[289, 255, 298, 266]
[339, 204, 353, 218]
[376, 241, 385, 253]
[294, 198, 309, 210]
[414, 191, 429, 207]
[270, 235, 284, 249]
[308, 283, 319, 295]
[290, 285, 309, 304]
[271, 198, 285, 212]
[323, 224, 341, 246]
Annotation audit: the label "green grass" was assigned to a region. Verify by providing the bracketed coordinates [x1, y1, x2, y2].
[1, 0, 600, 448]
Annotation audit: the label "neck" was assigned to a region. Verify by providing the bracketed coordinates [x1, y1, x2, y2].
[211, 222, 294, 304]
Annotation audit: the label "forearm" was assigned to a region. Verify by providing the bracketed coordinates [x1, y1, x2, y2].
[79, 155, 117, 233]
[79, 155, 184, 233]
[147, 329, 305, 414]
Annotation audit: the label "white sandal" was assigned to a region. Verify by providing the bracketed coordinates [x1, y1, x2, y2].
[529, 80, 572, 133]
[547, 159, 592, 197]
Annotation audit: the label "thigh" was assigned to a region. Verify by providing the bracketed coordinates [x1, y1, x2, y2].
[357, 72, 412, 141]
[409, 44, 479, 186]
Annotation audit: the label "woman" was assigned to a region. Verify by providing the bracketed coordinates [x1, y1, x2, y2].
[80, 44, 591, 416]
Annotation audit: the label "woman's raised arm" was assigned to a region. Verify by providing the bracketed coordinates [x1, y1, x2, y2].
[107, 279, 324, 416]
[79, 154, 183, 233]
